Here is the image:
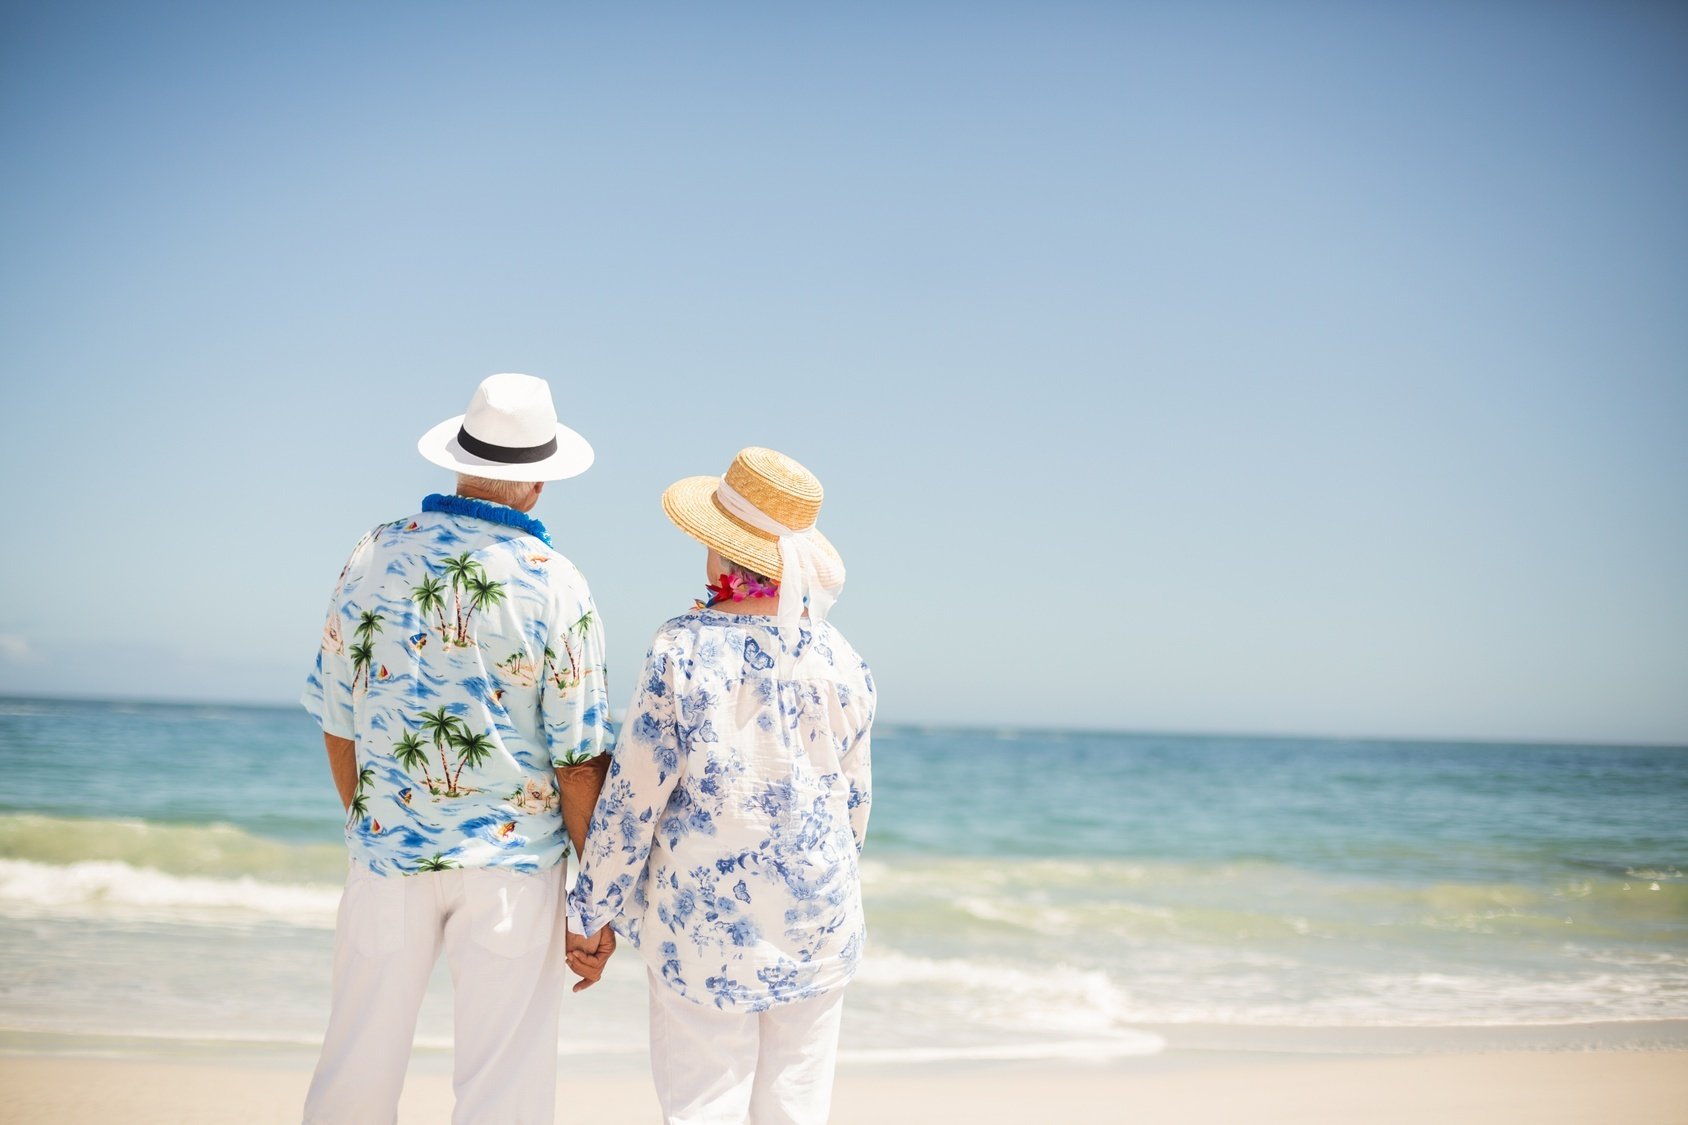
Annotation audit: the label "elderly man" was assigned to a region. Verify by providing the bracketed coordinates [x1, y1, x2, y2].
[301, 373, 617, 1124]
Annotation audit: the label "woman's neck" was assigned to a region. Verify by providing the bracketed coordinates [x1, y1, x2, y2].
[706, 596, 780, 616]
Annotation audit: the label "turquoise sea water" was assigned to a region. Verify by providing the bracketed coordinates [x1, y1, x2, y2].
[1, 697, 1685, 1063]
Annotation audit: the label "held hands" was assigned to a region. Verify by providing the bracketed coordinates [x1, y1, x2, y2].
[564, 925, 616, 993]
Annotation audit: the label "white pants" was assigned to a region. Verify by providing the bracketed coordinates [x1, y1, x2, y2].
[304, 862, 566, 1125]
[647, 970, 846, 1125]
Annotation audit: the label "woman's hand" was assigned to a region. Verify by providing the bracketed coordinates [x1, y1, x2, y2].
[565, 925, 616, 993]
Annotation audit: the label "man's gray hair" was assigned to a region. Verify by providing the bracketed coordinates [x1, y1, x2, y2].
[456, 474, 536, 507]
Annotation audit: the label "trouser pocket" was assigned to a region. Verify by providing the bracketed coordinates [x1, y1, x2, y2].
[342, 861, 407, 958]
[465, 866, 560, 959]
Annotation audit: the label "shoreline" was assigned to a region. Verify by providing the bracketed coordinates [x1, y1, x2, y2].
[4, 1017, 1686, 1073]
[6, 1016, 1685, 1062]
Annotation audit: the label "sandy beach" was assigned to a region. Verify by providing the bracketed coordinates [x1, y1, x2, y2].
[3, 1048, 1686, 1124]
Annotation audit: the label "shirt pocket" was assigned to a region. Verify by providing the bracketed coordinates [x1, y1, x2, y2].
[466, 867, 560, 959]
[343, 862, 407, 958]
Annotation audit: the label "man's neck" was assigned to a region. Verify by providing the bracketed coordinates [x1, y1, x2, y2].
[457, 487, 533, 513]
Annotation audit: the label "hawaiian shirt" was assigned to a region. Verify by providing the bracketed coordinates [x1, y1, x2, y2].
[569, 608, 875, 1010]
[302, 495, 614, 876]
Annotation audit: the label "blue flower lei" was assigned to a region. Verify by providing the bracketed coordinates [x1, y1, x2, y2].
[421, 493, 552, 546]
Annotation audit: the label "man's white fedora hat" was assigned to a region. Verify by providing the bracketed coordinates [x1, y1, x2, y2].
[417, 373, 595, 482]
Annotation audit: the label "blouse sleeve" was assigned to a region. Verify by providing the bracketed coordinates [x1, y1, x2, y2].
[567, 640, 681, 935]
[840, 661, 875, 854]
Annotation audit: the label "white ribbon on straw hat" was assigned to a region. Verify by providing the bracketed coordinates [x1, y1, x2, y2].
[713, 476, 845, 630]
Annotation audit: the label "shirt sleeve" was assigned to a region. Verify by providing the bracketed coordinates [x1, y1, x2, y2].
[300, 540, 368, 740]
[841, 661, 875, 855]
[541, 581, 616, 768]
[566, 639, 681, 936]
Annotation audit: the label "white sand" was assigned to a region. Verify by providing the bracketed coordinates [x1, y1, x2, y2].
[2, 1050, 1685, 1124]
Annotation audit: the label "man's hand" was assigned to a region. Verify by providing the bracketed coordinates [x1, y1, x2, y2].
[564, 925, 616, 993]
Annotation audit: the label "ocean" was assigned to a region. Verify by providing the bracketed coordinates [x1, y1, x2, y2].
[2, 697, 1685, 1066]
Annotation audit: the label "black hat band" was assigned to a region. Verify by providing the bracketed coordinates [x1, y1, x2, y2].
[455, 426, 559, 464]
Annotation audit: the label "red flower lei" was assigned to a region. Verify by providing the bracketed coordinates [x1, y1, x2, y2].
[695, 571, 780, 610]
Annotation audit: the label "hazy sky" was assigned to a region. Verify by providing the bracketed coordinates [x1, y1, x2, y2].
[2, 3, 1684, 743]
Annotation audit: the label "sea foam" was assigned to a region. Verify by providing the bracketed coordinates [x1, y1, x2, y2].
[0, 813, 346, 882]
[0, 858, 341, 926]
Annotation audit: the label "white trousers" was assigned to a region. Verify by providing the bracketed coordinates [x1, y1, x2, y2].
[303, 862, 566, 1125]
[647, 970, 846, 1125]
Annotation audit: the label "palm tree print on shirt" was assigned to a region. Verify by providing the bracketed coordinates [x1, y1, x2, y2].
[349, 610, 385, 692]
[441, 553, 475, 642]
[496, 651, 540, 688]
[346, 764, 376, 825]
[413, 553, 508, 648]
[451, 729, 496, 792]
[392, 729, 436, 792]
[413, 706, 499, 798]
[555, 745, 599, 767]
[349, 640, 374, 692]
[468, 572, 506, 622]
[542, 610, 596, 691]
[354, 609, 385, 645]
[542, 643, 571, 691]
[411, 573, 449, 643]
[418, 706, 468, 796]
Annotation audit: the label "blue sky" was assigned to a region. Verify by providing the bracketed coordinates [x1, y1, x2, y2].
[2, 3, 1684, 742]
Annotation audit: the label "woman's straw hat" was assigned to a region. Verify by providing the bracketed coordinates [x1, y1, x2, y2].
[661, 447, 842, 582]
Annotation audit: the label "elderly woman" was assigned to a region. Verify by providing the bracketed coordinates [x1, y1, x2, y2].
[568, 447, 876, 1125]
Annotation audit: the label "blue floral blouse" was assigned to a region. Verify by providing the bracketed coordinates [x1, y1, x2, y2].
[568, 609, 875, 1010]
[302, 497, 615, 876]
